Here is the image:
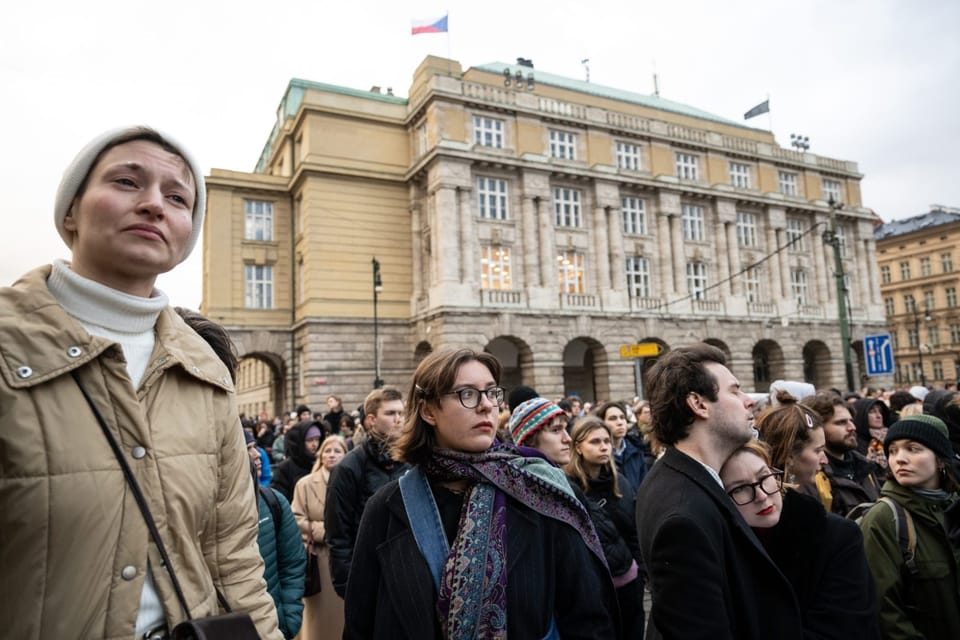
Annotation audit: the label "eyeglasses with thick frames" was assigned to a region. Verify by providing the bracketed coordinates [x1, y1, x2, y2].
[443, 386, 505, 409]
[726, 469, 784, 506]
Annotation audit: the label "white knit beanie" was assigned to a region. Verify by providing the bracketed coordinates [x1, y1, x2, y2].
[53, 126, 206, 259]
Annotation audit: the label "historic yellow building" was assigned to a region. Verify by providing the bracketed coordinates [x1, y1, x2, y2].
[202, 56, 887, 416]
[876, 206, 960, 388]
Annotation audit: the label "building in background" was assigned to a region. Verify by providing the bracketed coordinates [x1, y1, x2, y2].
[202, 56, 886, 416]
[876, 206, 960, 388]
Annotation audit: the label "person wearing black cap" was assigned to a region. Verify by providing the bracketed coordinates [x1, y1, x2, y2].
[860, 415, 960, 640]
[507, 384, 539, 412]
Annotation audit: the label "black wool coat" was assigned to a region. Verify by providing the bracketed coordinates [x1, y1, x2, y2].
[343, 478, 618, 639]
[635, 447, 803, 640]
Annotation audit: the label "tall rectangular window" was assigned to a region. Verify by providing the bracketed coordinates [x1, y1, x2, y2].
[621, 197, 646, 234]
[729, 162, 752, 189]
[904, 294, 916, 313]
[822, 178, 843, 204]
[928, 326, 940, 348]
[786, 217, 806, 251]
[549, 130, 577, 159]
[778, 171, 798, 196]
[682, 204, 705, 241]
[675, 152, 699, 180]
[942, 253, 954, 273]
[947, 287, 958, 307]
[686, 262, 708, 300]
[477, 177, 509, 220]
[907, 327, 919, 348]
[881, 265, 891, 284]
[474, 116, 504, 148]
[921, 257, 932, 277]
[744, 266, 762, 303]
[884, 297, 895, 316]
[245, 264, 273, 309]
[480, 246, 511, 290]
[736, 211, 757, 247]
[924, 290, 936, 310]
[557, 251, 585, 293]
[951, 324, 960, 344]
[933, 360, 944, 380]
[900, 261, 911, 280]
[244, 200, 273, 241]
[835, 224, 848, 258]
[616, 141, 641, 170]
[790, 269, 808, 305]
[553, 187, 582, 227]
[626, 256, 651, 298]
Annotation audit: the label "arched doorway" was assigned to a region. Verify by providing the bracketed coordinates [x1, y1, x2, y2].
[563, 337, 609, 402]
[752, 340, 786, 393]
[484, 336, 534, 394]
[414, 341, 433, 364]
[235, 352, 286, 419]
[635, 337, 670, 401]
[802, 340, 832, 390]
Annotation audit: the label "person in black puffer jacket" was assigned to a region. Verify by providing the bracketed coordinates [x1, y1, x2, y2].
[567, 416, 645, 640]
[271, 421, 321, 501]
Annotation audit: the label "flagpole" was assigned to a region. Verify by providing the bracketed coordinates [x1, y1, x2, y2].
[766, 92, 773, 134]
[446, 10, 452, 76]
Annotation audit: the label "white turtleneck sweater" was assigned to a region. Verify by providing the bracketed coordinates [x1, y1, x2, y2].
[46, 259, 168, 635]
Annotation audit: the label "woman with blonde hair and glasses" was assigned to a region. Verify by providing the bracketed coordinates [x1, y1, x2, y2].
[566, 416, 645, 639]
[720, 439, 879, 639]
[343, 347, 616, 639]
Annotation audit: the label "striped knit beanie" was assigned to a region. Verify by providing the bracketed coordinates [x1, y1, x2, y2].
[509, 397, 566, 446]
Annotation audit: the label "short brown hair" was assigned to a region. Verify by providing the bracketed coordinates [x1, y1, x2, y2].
[363, 387, 403, 421]
[756, 390, 823, 471]
[647, 343, 726, 446]
[392, 347, 502, 465]
[800, 391, 845, 424]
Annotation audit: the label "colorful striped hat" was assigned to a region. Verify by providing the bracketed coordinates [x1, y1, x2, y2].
[509, 397, 566, 446]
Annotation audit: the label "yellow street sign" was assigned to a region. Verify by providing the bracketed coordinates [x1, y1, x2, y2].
[619, 343, 662, 359]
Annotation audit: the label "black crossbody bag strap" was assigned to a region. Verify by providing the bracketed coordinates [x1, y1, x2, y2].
[72, 370, 198, 620]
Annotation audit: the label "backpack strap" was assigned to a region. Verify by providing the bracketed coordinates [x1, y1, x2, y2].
[879, 496, 918, 577]
[398, 467, 449, 591]
[258, 484, 283, 542]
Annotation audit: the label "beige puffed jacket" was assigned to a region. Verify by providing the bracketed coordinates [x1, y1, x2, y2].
[0, 265, 281, 640]
[291, 467, 330, 550]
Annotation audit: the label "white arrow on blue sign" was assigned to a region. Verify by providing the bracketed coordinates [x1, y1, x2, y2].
[864, 333, 895, 376]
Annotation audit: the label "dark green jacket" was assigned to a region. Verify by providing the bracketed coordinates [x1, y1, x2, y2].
[257, 487, 307, 639]
[860, 481, 960, 640]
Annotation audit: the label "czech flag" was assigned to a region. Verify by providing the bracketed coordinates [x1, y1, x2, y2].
[411, 15, 448, 35]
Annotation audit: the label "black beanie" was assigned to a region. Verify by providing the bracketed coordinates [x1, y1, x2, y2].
[884, 414, 953, 459]
[508, 385, 539, 412]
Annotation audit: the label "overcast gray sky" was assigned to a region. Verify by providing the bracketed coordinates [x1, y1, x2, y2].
[2, 0, 957, 308]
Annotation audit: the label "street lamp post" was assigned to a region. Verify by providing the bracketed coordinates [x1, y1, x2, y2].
[913, 305, 932, 387]
[372, 257, 384, 389]
[823, 198, 856, 391]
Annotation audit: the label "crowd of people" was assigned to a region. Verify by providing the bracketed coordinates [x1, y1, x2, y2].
[2, 125, 959, 639]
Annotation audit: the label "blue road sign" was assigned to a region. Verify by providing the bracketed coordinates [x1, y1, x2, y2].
[864, 333, 894, 376]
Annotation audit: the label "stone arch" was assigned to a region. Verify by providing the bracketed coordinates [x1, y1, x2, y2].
[752, 340, 786, 392]
[414, 341, 433, 365]
[235, 351, 286, 419]
[634, 337, 670, 401]
[484, 336, 535, 394]
[563, 336, 610, 403]
[703, 338, 731, 361]
[802, 340, 832, 390]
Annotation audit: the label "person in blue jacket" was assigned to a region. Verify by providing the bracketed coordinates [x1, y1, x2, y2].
[596, 401, 647, 491]
[251, 460, 307, 639]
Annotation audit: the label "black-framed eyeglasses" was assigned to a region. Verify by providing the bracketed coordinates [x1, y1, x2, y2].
[443, 386, 505, 409]
[726, 469, 783, 505]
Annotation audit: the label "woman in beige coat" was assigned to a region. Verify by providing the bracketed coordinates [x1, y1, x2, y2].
[292, 435, 348, 638]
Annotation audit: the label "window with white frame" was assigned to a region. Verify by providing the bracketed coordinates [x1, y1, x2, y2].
[245, 264, 273, 309]
[557, 251, 585, 293]
[621, 197, 646, 234]
[933, 360, 944, 380]
[921, 257, 932, 277]
[835, 224, 848, 258]
[943, 253, 954, 273]
[480, 246, 511, 290]
[626, 256, 651, 298]
[736, 211, 757, 247]
[907, 327, 919, 348]
[616, 141, 641, 170]
[951, 324, 960, 344]
[790, 269, 808, 305]
[884, 297, 895, 316]
[924, 290, 935, 310]
[729, 162, 752, 189]
[904, 294, 916, 313]
[474, 116, 504, 148]
[881, 265, 891, 284]
[822, 178, 843, 204]
[778, 171, 799, 196]
[786, 217, 806, 251]
[900, 261, 911, 280]
[549, 129, 577, 160]
[554, 187, 582, 227]
[686, 262, 708, 300]
[744, 266, 762, 303]
[948, 287, 958, 307]
[244, 200, 273, 241]
[682, 204, 705, 241]
[675, 152, 699, 180]
[928, 326, 940, 348]
[477, 176, 508, 220]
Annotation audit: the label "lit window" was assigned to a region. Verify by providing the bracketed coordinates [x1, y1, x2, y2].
[622, 197, 646, 234]
[686, 262, 708, 300]
[477, 177, 509, 220]
[786, 217, 806, 252]
[480, 246, 511, 290]
[244, 200, 273, 241]
[778, 171, 798, 196]
[474, 116, 504, 148]
[675, 152, 699, 180]
[729, 162, 752, 189]
[616, 141, 641, 170]
[557, 251, 585, 293]
[736, 212, 757, 247]
[790, 269, 808, 306]
[682, 204, 705, 241]
[549, 130, 577, 160]
[822, 178, 843, 204]
[626, 256, 651, 298]
[245, 264, 273, 309]
[554, 187, 582, 227]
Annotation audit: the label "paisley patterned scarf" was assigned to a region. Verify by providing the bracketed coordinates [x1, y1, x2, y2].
[422, 443, 604, 639]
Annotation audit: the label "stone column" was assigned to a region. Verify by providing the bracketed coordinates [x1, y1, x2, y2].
[608, 205, 627, 291]
[766, 225, 782, 299]
[855, 222, 872, 308]
[594, 206, 611, 293]
[538, 197, 556, 291]
[715, 199, 739, 296]
[658, 191, 684, 295]
[811, 213, 830, 304]
[864, 238, 880, 305]
[522, 196, 541, 288]
[434, 186, 460, 283]
[777, 228, 790, 301]
[410, 195, 423, 300]
[459, 186, 476, 287]
[657, 212, 674, 295]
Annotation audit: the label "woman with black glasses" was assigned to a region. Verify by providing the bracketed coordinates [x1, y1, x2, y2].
[720, 439, 879, 640]
[343, 347, 617, 639]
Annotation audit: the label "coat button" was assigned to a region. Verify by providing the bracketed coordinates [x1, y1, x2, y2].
[131, 446, 147, 459]
[16, 366, 32, 379]
[121, 565, 137, 580]
[66, 346, 83, 358]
